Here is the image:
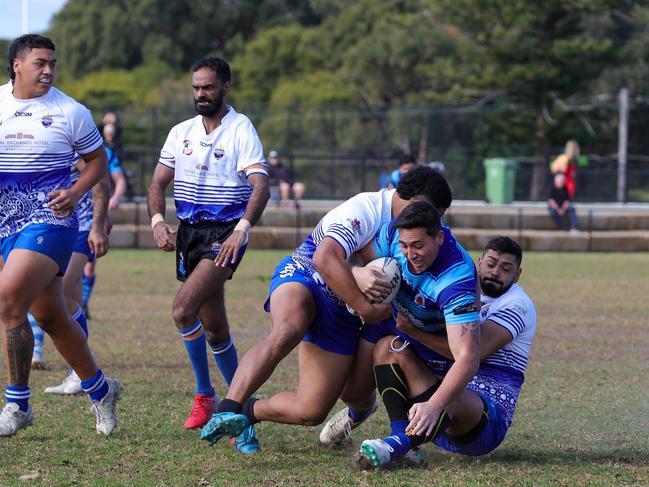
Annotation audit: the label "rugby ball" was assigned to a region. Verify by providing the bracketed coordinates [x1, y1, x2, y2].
[347, 256, 402, 315]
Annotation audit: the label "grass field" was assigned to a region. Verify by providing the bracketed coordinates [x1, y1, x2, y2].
[1, 249, 648, 486]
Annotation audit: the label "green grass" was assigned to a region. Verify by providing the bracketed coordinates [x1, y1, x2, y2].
[1, 250, 648, 486]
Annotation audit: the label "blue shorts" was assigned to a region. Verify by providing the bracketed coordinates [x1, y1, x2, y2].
[433, 384, 509, 456]
[265, 256, 363, 355]
[73, 230, 95, 263]
[0, 224, 78, 276]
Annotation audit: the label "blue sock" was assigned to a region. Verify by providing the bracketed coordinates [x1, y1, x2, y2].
[6, 385, 30, 412]
[82, 274, 95, 307]
[72, 305, 89, 337]
[209, 336, 238, 386]
[390, 419, 409, 436]
[28, 313, 45, 360]
[179, 322, 214, 396]
[349, 405, 374, 424]
[383, 433, 412, 459]
[80, 369, 109, 401]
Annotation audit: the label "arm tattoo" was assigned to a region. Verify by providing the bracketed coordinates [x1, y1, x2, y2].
[4, 320, 33, 386]
[460, 321, 481, 346]
[91, 174, 110, 227]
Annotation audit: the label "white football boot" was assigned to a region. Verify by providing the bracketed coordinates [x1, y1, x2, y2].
[0, 402, 33, 437]
[44, 370, 82, 395]
[90, 377, 122, 436]
[319, 397, 379, 446]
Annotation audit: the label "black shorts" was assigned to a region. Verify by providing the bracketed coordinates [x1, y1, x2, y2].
[175, 219, 247, 282]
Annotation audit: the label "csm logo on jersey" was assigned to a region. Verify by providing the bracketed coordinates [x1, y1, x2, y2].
[14, 111, 32, 117]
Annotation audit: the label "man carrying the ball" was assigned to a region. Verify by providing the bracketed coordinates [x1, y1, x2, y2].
[332, 223, 536, 466]
[201, 167, 452, 448]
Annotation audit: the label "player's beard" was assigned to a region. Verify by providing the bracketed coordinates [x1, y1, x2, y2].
[480, 276, 511, 298]
[193, 88, 224, 117]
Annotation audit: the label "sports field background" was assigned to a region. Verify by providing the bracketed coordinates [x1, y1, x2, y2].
[1, 249, 648, 486]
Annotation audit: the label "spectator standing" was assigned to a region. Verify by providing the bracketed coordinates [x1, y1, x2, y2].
[550, 140, 579, 200]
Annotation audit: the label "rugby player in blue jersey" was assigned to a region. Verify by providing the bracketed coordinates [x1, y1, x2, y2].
[147, 56, 269, 453]
[0, 34, 121, 437]
[335, 223, 536, 465]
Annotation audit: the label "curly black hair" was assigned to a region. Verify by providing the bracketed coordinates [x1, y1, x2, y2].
[396, 166, 452, 210]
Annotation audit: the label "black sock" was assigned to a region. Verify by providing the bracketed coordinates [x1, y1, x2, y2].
[408, 380, 441, 406]
[242, 397, 259, 424]
[374, 363, 410, 423]
[216, 398, 242, 414]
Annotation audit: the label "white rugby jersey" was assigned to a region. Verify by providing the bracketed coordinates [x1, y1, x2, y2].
[158, 106, 266, 224]
[480, 283, 536, 375]
[0, 82, 103, 237]
[293, 189, 395, 302]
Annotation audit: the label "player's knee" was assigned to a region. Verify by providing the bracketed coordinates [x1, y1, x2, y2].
[171, 303, 195, 328]
[266, 322, 305, 355]
[372, 336, 394, 363]
[296, 406, 328, 426]
[204, 328, 230, 346]
[0, 290, 27, 326]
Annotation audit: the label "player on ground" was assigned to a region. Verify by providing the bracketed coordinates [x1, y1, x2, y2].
[357, 234, 536, 465]
[147, 56, 269, 454]
[0, 34, 121, 437]
[200, 168, 452, 449]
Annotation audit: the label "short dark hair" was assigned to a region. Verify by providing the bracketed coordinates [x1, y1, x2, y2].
[394, 201, 442, 237]
[7, 34, 55, 80]
[396, 166, 452, 210]
[399, 154, 416, 166]
[191, 56, 231, 85]
[484, 236, 523, 266]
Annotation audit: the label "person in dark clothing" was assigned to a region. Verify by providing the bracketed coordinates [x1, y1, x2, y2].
[267, 150, 304, 209]
[547, 173, 578, 232]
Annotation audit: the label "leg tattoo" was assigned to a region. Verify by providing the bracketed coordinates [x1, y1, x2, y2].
[5, 320, 33, 386]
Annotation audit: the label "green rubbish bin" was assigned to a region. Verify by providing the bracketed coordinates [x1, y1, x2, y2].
[483, 158, 517, 204]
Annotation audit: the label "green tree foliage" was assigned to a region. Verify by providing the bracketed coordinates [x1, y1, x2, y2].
[436, 0, 637, 198]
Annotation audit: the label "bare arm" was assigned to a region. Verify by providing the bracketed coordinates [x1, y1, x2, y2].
[88, 171, 111, 258]
[147, 164, 176, 252]
[397, 315, 512, 362]
[109, 171, 128, 209]
[213, 169, 270, 267]
[313, 238, 391, 323]
[407, 320, 481, 437]
[47, 147, 108, 216]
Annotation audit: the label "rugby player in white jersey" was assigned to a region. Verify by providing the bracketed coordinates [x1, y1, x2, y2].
[147, 57, 269, 454]
[29, 160, 112, 394]
[332, 235, 536, 466]
[201, 167, 452, 450]
[0, 34, 121, 437]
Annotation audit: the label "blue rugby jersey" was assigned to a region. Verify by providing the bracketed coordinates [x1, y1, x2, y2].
[0, 83, 103, 237]
[158, 106, 267, 224]
[374, 222, 480, 330]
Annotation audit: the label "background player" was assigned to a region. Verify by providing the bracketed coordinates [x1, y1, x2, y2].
[147, 56, 269, 454]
